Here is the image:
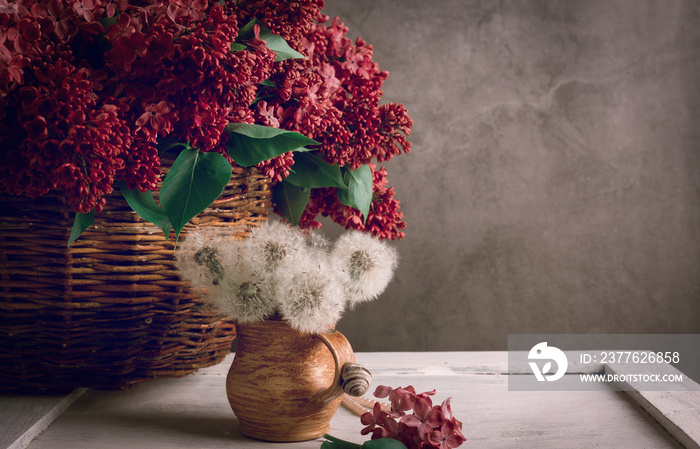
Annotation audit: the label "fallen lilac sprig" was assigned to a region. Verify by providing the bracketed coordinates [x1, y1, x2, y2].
[322, 385, 466, 449]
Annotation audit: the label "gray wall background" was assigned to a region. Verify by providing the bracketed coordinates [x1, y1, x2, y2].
[319, 0, 700, 351]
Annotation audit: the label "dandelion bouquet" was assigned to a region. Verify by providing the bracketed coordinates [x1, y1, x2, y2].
[175, 221, 398, 333]
[0, 0, 412, 245]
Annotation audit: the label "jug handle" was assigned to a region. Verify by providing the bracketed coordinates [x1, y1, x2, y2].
[314, 332, 345, 403]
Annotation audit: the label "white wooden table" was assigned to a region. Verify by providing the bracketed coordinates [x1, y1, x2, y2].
[2, 352, 699, 449]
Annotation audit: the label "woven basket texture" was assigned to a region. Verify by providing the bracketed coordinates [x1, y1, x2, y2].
[0, 165, 271, 392]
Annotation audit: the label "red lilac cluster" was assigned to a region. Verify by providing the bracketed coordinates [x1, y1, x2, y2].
[0, 0, 279, 212]
[254, 16, 412, 172]
[361, 385, 466, 449]
[298, 164, 406, 240]
[234, 0, 323, 51]
[0, 0, 411, 239]
[255, 16, 411, 239]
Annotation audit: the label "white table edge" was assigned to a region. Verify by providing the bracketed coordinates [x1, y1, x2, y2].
[3, 388, 87, 449]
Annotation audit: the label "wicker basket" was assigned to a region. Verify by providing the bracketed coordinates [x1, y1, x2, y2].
[0, 165, 271, 392]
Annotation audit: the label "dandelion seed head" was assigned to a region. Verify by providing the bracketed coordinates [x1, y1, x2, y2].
[244, 220, 306, 272]
[306, 229, 330, 251]
[175, 230, 232, 296]
[349, 249, 375, 282]
[194, 246, 224, 285]
[263, 241, 286, 269]
[212, 256, 277, 323]
[332, 231, 399, 305]
[276, 261, 345, 334]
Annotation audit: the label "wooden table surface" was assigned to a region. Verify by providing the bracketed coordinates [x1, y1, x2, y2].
[3, 352, 700, 449]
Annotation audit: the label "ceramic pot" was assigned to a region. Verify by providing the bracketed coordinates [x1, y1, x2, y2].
[226, 317, 370, 442]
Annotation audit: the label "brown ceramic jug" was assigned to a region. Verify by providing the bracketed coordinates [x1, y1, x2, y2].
[226, 316, 370, 442]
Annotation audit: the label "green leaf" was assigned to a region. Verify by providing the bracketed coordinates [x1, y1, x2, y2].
[272, 180, 311, 226]
[337, 165, 373, 223]
[320, 434, 362, 449]
[284, 152, 347, 189]
[98, 16, 118, 28]
[68, 211, 94, 246]
[237, 18, 305, 62]
[225, 123, 319, 167]
[156, 137, 189, 156]
[118, 181, 171, 239]
[237, 18, 257, 40]
[259, 79, 276, 87]
[362, 438, 408, 449]
[159, 148, 233, 239]
[230, 42, 247, 52]
[259, 28, 306, 62]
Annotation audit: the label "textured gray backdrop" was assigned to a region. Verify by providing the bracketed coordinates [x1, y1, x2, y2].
[318, 0, 700, 351]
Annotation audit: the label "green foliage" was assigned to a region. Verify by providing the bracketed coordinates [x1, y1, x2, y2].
[337, 165, 373, 224]
[159, 147, 232, 239]
[320, 435, 408, 449]
[156, 137, 189, 156]
[363, 438, 408, 449]
[276, 154, 374, 225]
[119, 181, 171, 239]
[285, 152, 347, 189]
[238, 18, 306, 62]
[68, 211, 94, 246]
[97, 16, 117, 28]
[272, 180, 311, 226]
[225, 123, 319, 167]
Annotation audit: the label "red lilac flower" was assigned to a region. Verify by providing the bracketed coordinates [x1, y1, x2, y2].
[436, 398, 455, 423]
[255, 151, 294, 183]
[298, 165, 407, 240]
[71, 0, 95, 24]
[7, 17, 41, 52]
[372, 416, 401, 441]
[357, 385, 466, 449]
[234, 0, 324, 50]
[104, 13, 138, 40]
[135, 101, 175, 137]
[45, 0, 79, 42]
[360, 401, 402, 441]
[287, 16, 413, 171]
[117, 135, 160, 192]
[0, 0, 27, 21]
[166, 0, 208, 24]
[400, 396, 444, 441]
[108, 31, 147, 70]
[360, 401, 388, 436]
[385, 386, 417, 413]
[255, 100, 281, 128]
[428, 420, 466, 449]
[3, 53, 30, 83]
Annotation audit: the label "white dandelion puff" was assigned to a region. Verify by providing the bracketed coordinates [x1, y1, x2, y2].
[175, 223, 399, 334]
[175, 230, 232, 297]
[212, 256, 277, 323]
[243, 220, 306, 273]
[275, 258, 345, 334]
[305, 229, 330, 252]
[331, 231, 399, 305]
